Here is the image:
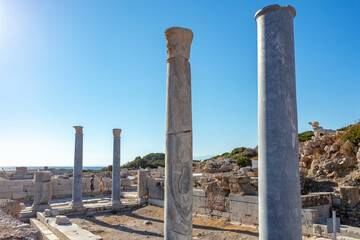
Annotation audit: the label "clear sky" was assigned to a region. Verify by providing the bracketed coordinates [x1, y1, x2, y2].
[0, 1, 359, 167]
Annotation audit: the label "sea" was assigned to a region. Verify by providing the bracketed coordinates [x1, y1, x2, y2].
[0, 166, 106, 172]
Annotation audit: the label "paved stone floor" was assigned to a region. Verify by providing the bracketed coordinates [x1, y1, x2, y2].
[69, 205, 259, 240]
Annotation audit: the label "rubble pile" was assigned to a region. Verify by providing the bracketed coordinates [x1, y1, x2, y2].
[0, 199, 40, 239]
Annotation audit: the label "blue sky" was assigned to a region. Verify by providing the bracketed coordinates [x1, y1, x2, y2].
[0, 1, 359, 167]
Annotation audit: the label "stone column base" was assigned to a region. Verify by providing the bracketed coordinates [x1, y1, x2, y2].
[111, 200, 125, 210]
[69, 201, 83, 209]
[31, 204, 51, 211]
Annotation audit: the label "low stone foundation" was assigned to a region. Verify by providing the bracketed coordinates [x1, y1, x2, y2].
[0, 177, 133, 201]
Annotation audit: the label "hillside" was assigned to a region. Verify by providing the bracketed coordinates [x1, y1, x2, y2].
[121, 153, 165, 168]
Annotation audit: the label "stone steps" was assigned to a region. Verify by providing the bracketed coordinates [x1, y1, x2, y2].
[30, 218, 60, 240]
[36, 212, 102, 240]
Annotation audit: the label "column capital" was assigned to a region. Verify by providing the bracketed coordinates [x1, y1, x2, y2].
[73, 126, 83, 134]
[113, 129, 122, 137]
[165, 27, 193, 60]
[255, 4, 296, 22]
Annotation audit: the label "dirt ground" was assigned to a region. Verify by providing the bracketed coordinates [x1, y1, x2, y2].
[69, 205, 259, 240]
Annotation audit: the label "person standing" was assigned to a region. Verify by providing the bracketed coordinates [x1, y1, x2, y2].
[99, 177, 105, 197]
[90, 175, 95, 197]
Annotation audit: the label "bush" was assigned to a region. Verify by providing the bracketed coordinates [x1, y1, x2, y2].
[121, 153, 165, 168]
[341, 123, 360, 144]
[298, 131, 314, 142]
[235, 155, 251, 167]
[231, 147, 246, 156]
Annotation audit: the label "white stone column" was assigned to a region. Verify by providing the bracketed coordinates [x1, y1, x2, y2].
[112, 128, 124, 209]
[71, 126, 83, 208]
[255, 4, 301, 239]
[164, 27, 193, 240]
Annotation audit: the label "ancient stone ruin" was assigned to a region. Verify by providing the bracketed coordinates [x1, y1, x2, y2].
[309, 121, 336, 139]
[1, 3, 360, 240]
[164, 26, 194, 240]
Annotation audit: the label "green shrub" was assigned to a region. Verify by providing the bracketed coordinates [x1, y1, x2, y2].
[121, 153, 165, 168]
[337, 126, 349, 131]
[341, 123, 360, 144]
[298, 131, 314, 142]
[235, 155, 251, 167]
[231, 147, 246, 156]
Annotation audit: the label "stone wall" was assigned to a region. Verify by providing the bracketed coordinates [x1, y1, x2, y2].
[0, 177, 119, 201]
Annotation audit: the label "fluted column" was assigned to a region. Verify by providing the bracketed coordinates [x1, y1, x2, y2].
[164, 27, 193, 240]
[112, 128, 124, 209]
[255, 5, 301, 240]
[71, 126, 83, 208]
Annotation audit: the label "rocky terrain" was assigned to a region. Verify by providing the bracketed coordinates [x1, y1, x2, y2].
[300, 122, 360, 194]
[0, 199, 40, 240]
[194, 122, 360, 194]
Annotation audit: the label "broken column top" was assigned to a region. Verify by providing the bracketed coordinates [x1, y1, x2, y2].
[255, 4, 296, 22]
[165, 27, 193, 60]
[73, 126, 83, 134]
[113, 128, 122, 137]
[34, 171, 51, 182]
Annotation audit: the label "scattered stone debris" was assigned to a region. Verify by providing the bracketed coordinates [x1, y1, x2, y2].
[0, 199, 40, 239]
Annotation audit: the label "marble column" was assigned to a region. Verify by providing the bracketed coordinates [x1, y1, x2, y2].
[112, 128, 124, 209]
[164, 27, 193, 240]
[255, 5, 301, 240]
[71, 126, 83, 208]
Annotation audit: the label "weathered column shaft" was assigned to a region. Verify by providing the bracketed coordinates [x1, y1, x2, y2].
[256, 5, 301, 240]
[72, 126, 83, 207]
[112, 129, 121, 203]
[164, 27, 193, 240]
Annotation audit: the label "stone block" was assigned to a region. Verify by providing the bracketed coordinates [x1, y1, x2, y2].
[5, 181, 17, 186]
[301, 208, 318, 226]
[0, 185, 9, 193]
[137, 170, 149, 198]
[229, 195, 258, 225]
[12, 192, 27, 200]
[33, 180, 52, 206]
[9, 185, 23, 192]
[55, 215, 70, 225]
[305, 204, 332, 222]
[23, 185, 34, 195]
[50, 209, 60, 216]
[0, 192, 12, 199]
[148, 178, 164, 200]
[301, 193, 333, 207]
[121, 178, 131, 188]
[148, 198, 164, 207]
[193, 194, 206, 214]
[340, 186, 359, 208]
[34, 171, 51, 182]
[14, 180, 33, 185]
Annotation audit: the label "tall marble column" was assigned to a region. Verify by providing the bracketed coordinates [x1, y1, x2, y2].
[255, 5, 301, 240]
[112, 128, 124, 209]
[164, 27, 193, 240]
[71, 126, 83, 208]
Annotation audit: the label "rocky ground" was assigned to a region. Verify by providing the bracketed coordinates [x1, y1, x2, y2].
[0, 199, 40, 240]
[70, 205, 259, 240]
[299, 124, 360, 195]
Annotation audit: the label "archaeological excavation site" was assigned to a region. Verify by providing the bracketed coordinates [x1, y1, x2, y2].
[1, 2, 360, 240]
